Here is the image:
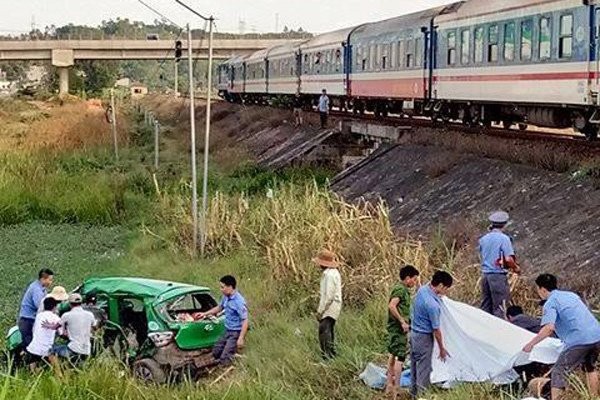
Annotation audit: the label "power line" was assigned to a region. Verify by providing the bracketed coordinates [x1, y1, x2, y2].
[174, 0, 213, 22]
[136, 0, 183, 29]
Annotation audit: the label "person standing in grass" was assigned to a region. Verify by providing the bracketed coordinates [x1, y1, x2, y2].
[385, 265, 420, 396]
[195, 275, 249, 366]
[410, 270, 453, 397]
[523, 274, 600, 400]
[53, 293, 97, 364]
[314, 249, 342, 359]
[479, 211, 521, 318]
[318, 89, 330, 129]
[292, 93, 303, 127]
[25, 297, 61, 372]
[18, 268, 55, 349]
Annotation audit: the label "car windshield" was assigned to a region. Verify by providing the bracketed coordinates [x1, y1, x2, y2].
[157, 292, 217, 323]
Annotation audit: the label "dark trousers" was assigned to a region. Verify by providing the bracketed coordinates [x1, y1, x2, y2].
[319, 112, 328, 128]
[410, 332, 434, 397]
[18, 317, 35, 349]
[481, 273, 510, 318]
[318, 317, 336, 359]
[212, 330, 240, 366]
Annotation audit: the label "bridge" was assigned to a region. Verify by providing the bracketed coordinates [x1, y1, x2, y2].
[0, 39, 293, 94]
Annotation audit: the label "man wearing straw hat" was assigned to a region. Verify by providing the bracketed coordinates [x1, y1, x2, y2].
[478, 211, 521, 318]
[313, 249, 342, 359]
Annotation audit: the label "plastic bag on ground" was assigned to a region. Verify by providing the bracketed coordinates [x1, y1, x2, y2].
[359, 363, 411, 390]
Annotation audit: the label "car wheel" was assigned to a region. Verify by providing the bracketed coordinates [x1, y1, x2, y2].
[133, 358, 166, 384]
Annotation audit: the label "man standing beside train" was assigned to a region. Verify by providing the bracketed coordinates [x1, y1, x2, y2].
[478, 211, 521, 318]
[318, 89, 330, 129]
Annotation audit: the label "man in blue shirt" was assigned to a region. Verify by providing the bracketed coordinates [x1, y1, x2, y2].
[478, 211, 521, 318]
[410, 270, 453, 397]
[18, 268, 54, 349]
[523, 274, 600, 400]
[195, 275, 249, 366]
[318, 89, 330, 129]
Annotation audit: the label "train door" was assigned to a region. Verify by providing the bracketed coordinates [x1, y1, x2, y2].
[295, 51, 302, 95]
[421, 27, 430, 102]
[592, 6, 600, 104]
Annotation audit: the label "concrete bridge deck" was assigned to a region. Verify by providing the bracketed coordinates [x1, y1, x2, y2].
[0, 39, 294, 61]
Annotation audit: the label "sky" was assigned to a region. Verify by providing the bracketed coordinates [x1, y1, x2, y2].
[1, 0, 457, 35]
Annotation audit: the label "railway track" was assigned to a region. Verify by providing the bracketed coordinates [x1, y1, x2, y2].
[325, 109, 600, 149]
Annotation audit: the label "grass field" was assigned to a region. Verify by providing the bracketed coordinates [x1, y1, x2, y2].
[0, 98, 594, 400]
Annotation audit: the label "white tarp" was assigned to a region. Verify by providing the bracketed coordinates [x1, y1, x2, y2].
[431, 298, 564, 386]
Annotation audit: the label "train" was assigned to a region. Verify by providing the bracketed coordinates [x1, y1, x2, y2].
[217, 0, 600, 140]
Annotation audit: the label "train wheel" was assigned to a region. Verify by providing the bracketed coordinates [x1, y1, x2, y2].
[502, 120, 513, 130]
[518, 123, 528, 131]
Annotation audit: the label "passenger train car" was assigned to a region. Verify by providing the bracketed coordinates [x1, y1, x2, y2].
[216, 0, 600, 139]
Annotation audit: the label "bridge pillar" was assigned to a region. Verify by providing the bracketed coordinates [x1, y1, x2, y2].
[58, 67, 69, 96]
[51, 49, 74, 97]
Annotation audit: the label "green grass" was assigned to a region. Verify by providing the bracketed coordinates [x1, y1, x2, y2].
[0, 151, 154, 225]
[0, 223, 127, 334]
[0, 102, 594, 400]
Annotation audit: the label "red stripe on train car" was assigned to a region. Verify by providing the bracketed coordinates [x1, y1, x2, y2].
[435, 71, 595, 82]
[352, 77, 426, 97]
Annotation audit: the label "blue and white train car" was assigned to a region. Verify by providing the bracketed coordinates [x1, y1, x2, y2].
[244, 47, 271, 103]
[267, 42, 303, 96]
[299, 27, 360, 106]
[433, 0, 599, 133]
[347, 7, 448, 115]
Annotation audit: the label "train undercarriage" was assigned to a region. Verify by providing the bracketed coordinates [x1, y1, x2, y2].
[220, 92, 599, 141]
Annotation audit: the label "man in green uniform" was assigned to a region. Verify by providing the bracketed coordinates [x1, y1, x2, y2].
[386, 265, 420, 396]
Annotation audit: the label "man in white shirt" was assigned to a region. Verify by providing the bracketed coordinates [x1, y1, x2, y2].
[26, 297, 61, 370]
[54, 293, 97, 363]
[318, 89, 330, 129]
[313, 249, 342, 359]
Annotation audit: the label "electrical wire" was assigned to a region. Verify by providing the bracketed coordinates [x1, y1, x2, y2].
[136, 0, 183, 29]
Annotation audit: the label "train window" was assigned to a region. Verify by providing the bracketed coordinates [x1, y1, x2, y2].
[447, 31, 457, 66]
[488, 25, 499, 62]
[369, 44, 376, 70]
[539, 17, 551, 60]
[335, 49, 342, 72]
[559, 14, 573, 58]
[398, 41, 405, 70]
[504, 22, 515, 61]
[382, 55, 387, 70]
[406, 39, 414, 68]
[461, 29, 470, 65]
[303, 54, 309, 74]
[474, 27, 484, 63]
[415, 38, 423, 67]
[521, 20, 533, 61]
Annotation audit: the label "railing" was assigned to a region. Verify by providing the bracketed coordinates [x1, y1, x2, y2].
[0, 32, 313, 42]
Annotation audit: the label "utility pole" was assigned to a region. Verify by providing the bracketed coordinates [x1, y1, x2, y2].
[175, 0, 215, 256]
[200, 17, 214, 255]
[174, 61, 179, 95]
[154, 120, 160, 169]
[187, 23, 199, 254]
[110, 88, 119, 161]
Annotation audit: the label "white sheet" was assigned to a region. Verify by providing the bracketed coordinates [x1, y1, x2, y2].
[430, 298, 563, 385]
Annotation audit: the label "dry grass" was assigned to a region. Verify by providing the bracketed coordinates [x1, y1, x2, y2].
[156, 182, 539, 311]
[404, 127, 598, 174]
[0, 99, 129, 153]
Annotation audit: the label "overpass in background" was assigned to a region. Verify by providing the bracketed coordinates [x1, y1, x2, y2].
[0, 39, 295, 94]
